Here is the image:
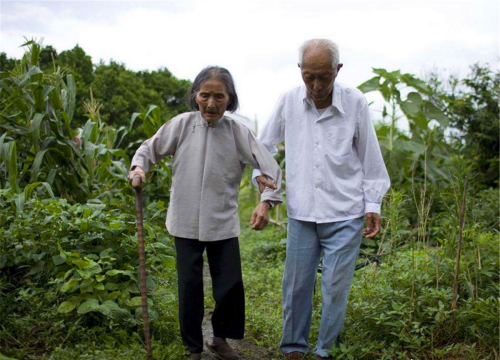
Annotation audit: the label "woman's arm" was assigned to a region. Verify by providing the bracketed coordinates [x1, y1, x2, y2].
[129, 117, 182, 180]
[235, 125, 283, 205]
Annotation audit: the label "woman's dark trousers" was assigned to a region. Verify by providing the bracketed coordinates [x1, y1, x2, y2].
[174, 236, 245, 354]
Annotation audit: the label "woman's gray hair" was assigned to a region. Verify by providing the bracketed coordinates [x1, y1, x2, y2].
[298, 39, 340, 70]
[186, 66, 239, 112]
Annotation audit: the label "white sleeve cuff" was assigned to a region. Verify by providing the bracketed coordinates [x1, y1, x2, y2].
[251, 168, 263, 187]
[365, 202, 381, 215]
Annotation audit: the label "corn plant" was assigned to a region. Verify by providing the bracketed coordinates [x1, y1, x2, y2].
[0, 39, 130, 208]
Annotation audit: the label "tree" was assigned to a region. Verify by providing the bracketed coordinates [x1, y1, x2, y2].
[137, 68, 191, 118]
[0, 52, 17, 72]
[440, 64, 499, 188]
[39, 45, 58, 70]
[57, 45, 95, 126]
[92, 60, 149, 128]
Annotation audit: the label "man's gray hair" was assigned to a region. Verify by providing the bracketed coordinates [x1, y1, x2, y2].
[298, 39, 340, 69]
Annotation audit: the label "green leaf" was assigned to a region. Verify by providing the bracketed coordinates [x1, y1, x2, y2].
[14, 193, 25, 215]
[29, 113, 44, 134]
[47, 86, 63, 110]
[380, 80, 392, 102]
[19, 66, 43, 86]
[106, 269, 124, 276]
[77, 298, 100, 314]
[58, 301, 76, 314]
[357, 76, 381, 93]
[24, 182, 54, 200]
[77, 269, 93, 280]
[60, 278, 80, 293]
[81, 121, 97, 144]
[99, 300, 130, 319]
[33, 85, 44, 113]
[0, 133, 7, 162]
[6, 142, 19, 193]
[422, 102, 449, 127]
[399, 92, 423, 118]
[125, 282, 140, 294]
[99, 248, 114, 258]
[29, 149, 49, 183]
[105, 282, 120, 290]
[144, 105, 159, 120]
[72, 259, 90, 269]
[94, 283, 105, 291]
[127, 297, 142, 307]
[412, 113, 428, 130]
[162, 255, 176, 269]
[65, 74, 76, 122]
[374, 68, 401, 82]
[53, 255, 66, 266]
[400, 73, 431, 94]
[86, 260, 102, 274]
[399, 140, 426, 155]
[130, 112, 143, 130]
[105, 291, 121, 300]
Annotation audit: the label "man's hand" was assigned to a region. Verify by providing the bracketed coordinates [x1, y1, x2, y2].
[255, 175, 277, 194]
[363, 212, 381, 238]
[128, 166, 146, 186]
[250, 201, 271, 230]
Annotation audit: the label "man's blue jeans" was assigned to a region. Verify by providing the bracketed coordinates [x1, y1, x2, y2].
[280, 217, 364, 357]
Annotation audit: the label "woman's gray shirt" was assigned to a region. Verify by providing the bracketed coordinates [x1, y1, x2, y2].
[131, 112, 282, 241]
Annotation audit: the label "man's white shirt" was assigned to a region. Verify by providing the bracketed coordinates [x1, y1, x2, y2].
[252, 82, 390, 223]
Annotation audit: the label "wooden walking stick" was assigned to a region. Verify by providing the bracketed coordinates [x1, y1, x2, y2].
[132, 175, 153, 360]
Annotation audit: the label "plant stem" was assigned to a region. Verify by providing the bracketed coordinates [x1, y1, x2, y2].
[451, 176, 469, 329]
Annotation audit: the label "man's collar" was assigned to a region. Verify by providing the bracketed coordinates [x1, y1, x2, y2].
[301, 83, 345, 114]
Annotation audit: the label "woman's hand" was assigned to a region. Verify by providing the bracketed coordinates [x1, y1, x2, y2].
[128, 166, 146, 187]
[255, 175, 277, 194]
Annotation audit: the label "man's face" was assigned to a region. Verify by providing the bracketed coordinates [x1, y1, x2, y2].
[300, 50, 338, 104]
[195, 79, 231, 123]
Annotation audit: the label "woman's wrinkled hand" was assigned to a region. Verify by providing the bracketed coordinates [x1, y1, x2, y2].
[255, 175, 277, 194]
[128, 166, 146, 187]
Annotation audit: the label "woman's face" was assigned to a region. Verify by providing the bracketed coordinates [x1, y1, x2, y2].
[195, 79, 231, 123]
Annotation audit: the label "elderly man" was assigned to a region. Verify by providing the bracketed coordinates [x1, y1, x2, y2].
[250, 39, 390, 359]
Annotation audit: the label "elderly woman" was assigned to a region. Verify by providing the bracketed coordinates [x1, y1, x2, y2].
[128, 66, 282, 360]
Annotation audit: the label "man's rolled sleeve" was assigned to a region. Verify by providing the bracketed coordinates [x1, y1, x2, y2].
[365, 202, 381, 215]
[356, 99, 391, 216]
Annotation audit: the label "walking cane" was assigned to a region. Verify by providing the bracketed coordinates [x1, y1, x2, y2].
[132, 175, 153, 360]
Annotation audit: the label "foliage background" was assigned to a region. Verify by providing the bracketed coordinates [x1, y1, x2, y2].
[0, 40, 498, 359]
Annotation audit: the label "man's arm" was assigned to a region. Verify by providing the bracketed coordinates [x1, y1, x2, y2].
[356, 99, 391, 238]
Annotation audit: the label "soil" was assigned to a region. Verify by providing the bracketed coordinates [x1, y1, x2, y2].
[200, 260, 276, 360]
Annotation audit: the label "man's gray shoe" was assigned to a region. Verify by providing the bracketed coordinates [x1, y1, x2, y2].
[205, 340, 240, 360]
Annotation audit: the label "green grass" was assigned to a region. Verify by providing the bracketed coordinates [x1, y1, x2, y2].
[238, 224, 499, 360]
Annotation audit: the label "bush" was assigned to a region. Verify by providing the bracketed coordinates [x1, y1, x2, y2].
[0, 192, 178, 358]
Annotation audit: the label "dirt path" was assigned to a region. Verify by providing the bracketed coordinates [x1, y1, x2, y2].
[201, 259, 275, 360]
